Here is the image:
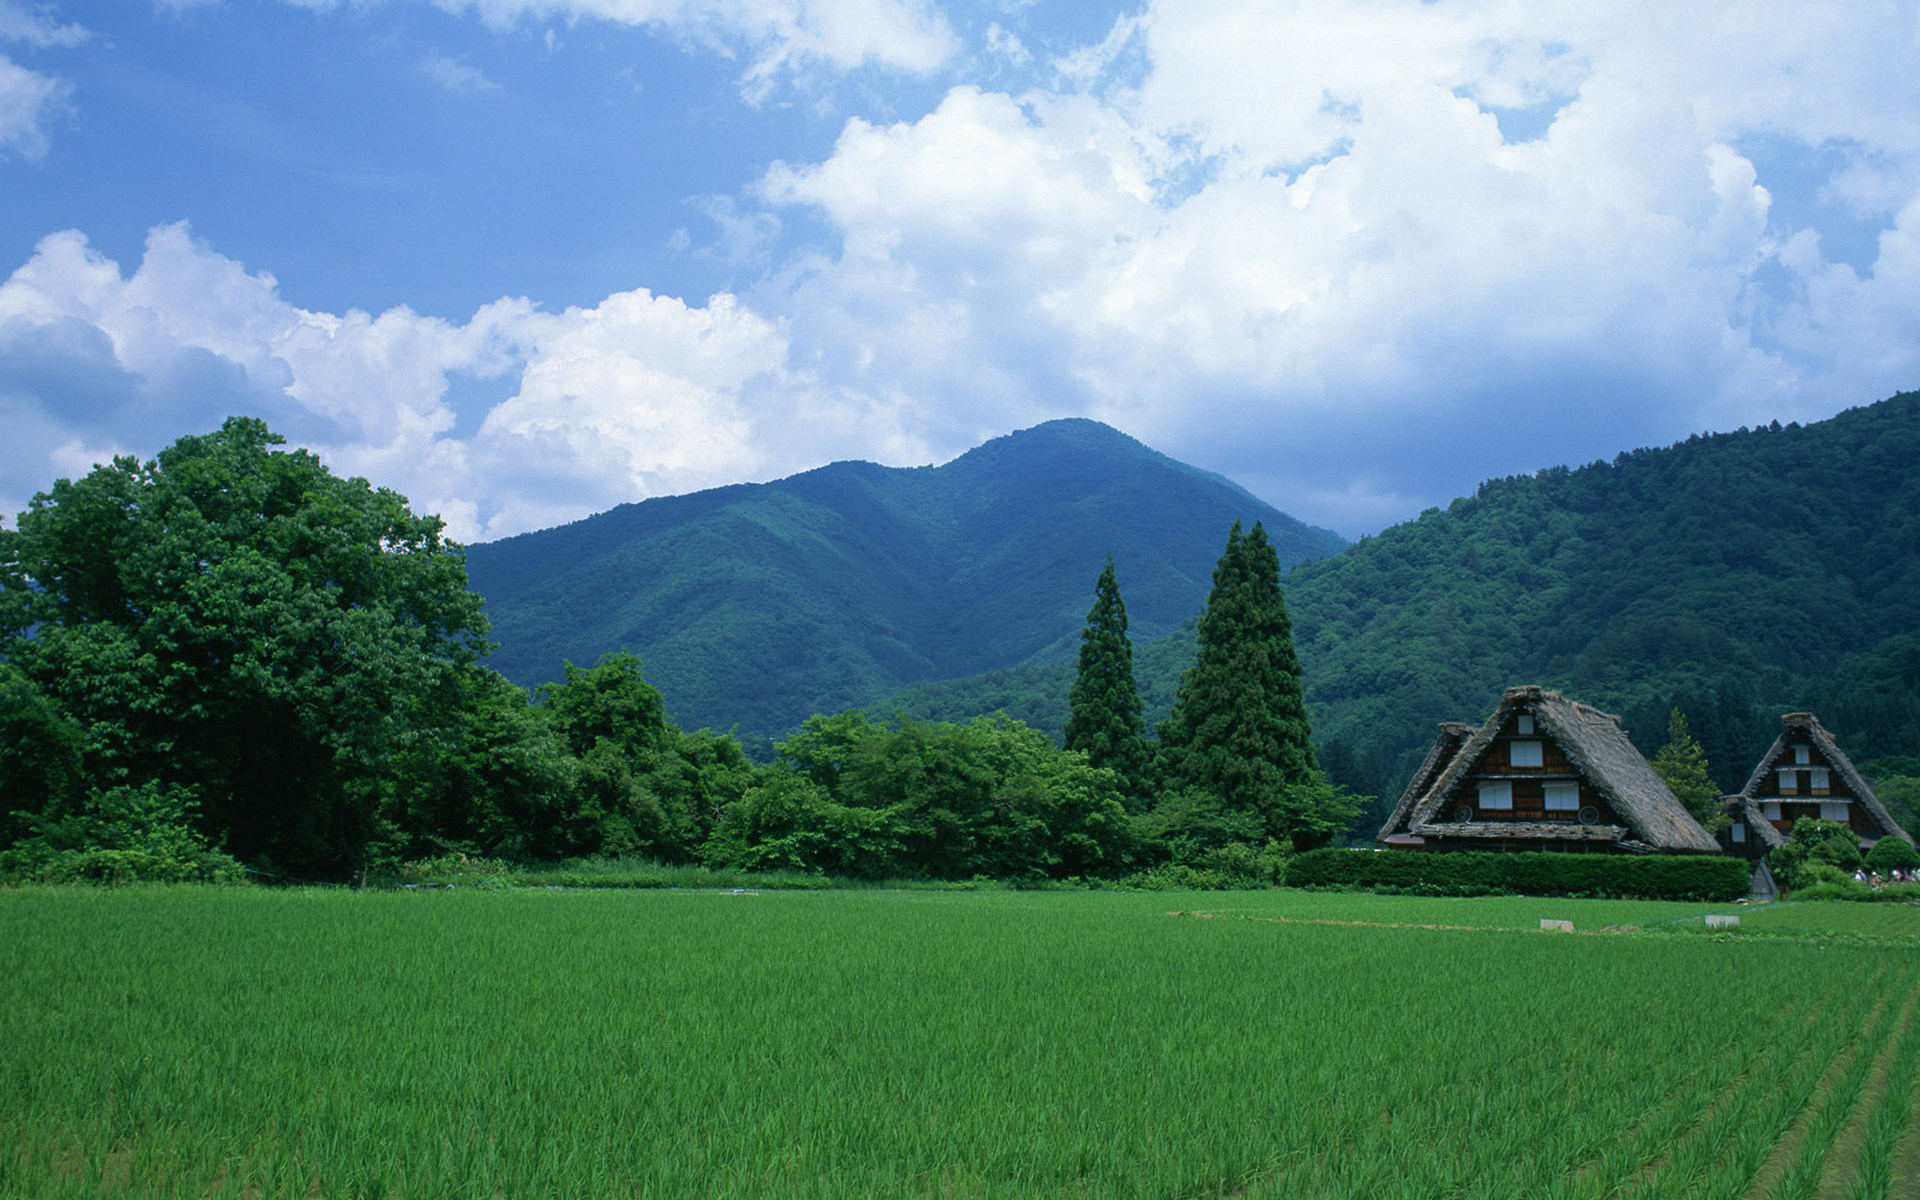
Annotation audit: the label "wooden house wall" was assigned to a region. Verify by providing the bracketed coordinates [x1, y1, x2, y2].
[1460, 723, 1620, 825]
[1755, 738, 1870, 835]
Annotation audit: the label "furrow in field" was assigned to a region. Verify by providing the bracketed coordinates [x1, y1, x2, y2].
[1560, 969, 1868, 1200]
[1811, 965, 1920, 1200]
[1742, 967, 1908, 1200]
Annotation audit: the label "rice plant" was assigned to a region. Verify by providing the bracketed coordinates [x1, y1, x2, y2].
[2, 887, 1915, 1199]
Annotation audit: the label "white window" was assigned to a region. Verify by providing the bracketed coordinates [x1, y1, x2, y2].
[1516, 714, 1534, 734]
[1794, 745, 1810, 765]
[1811, 768, 1830, 793]
[1544, 782, 1579, 811]
[1510, 740, 1544, 768]
[1778, 768, 1798, 793]
[1821, 801, 1849, 822]
[1762, 801, 1782, 820]
[1478, 781, 1513, 809]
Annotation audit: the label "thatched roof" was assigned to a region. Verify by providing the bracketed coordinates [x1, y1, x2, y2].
[1380, 685, 1721, 853]
[1376, 721, 1473, 844]
[1720, 793, 1787, 850]
[1734, 712, 1913, 846]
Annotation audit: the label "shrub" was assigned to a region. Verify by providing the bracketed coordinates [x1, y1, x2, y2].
[1287, 848, 1747, 902]
[1865, 835, 1920, 874]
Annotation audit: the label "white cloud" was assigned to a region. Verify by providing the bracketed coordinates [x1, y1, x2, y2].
[414, 0, 956, 87]
[0, 2, 87, 48]
[418, 51, 502, 95]
[745, 0, 1920, 533]
[0, 53, 64, 158]
[9, 0, 1920, 542]
[0, 1, 84, 160]
[0, 224, 807, 541]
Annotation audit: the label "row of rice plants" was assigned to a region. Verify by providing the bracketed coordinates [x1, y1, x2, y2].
[1840, 983, 1920, 1200]
[2, 887, 1915, 1199]
[1627, 966, 1898, 1200]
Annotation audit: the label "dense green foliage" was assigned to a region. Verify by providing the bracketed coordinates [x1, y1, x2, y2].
[707, 711, 1136, 880]
[1156, 522, 1356, 849]
[0, 418, 488, 880]
[1866, 832, 1920, 873]
[1287, 391, 1920, 794]
[466, 419, 1344, 743]
[1767, 817, 1868, 888]
[13, 394, 1920, 878]
[7, 887, 1919, 1198]
[886, 393, 1920, 826]
[1063, 556, 1148, 803]
[1287, 848, 1749, 901]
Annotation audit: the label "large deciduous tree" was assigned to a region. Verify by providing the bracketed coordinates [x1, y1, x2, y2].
[1064, 555, 1148, 806]
[1157, 521, 1351, 848]
[0, 417, 490, 880]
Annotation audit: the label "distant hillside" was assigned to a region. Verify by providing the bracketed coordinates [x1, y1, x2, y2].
[465, 419, 1346, 743]
[891, 392, 1920, 818]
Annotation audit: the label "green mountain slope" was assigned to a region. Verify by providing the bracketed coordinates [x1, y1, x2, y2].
[465, 419, 1346, 741]
[891, 392, 1920, 811]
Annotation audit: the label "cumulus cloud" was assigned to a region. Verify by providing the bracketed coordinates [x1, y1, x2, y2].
[746, 0, 1920, 532]
[0, 225, 809, 540]
[9, 0, 1920, 541]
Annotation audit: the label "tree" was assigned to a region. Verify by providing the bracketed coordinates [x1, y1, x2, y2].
[0, 665, 87, 847]
[1767, 817, 1864, 888]
[1865, 833, 1920, 875]
[1063, 556, 1148, 806]
[535, 652, 688, 860]
[0, 417, 490, 880]
[1157, 521, 1348, 849]
[1649, 708, 1728, 832]
[388, 664, 578, 862]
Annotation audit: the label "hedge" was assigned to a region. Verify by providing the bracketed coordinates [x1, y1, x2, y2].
[1288, 849, 1748, 902]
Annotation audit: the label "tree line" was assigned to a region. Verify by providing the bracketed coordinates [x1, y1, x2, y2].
[0, 418, 1358, 885]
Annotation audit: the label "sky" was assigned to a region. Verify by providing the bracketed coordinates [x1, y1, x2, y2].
[2, 0, 1918, 543]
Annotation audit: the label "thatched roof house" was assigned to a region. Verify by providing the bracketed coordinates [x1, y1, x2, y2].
[1718, 712, 1913, 858]
[1377, 685, 1721, 854]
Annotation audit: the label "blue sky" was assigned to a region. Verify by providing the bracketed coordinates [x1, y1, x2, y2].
[4, 0, 1919, 541]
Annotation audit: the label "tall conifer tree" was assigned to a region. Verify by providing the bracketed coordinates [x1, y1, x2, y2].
[1065, 556, 1147, 803]
[1158, 520, 1332, 845]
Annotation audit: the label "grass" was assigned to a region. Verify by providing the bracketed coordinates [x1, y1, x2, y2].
[3, 888, 1916, 1198]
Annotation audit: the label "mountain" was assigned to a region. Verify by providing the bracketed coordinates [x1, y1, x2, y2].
[464, 419, 1347, 742]
[889, 393, 1920, 817]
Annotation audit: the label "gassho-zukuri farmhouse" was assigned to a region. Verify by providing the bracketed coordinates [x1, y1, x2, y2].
[1377, 685, 1914, 860]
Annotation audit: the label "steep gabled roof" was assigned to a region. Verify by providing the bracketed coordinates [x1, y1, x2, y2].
[1388, 685, 1720, 853]
[1736, 712, 1913, 845]
[1721, 793, 1787, 850]
[1376, 721, 1473, 844]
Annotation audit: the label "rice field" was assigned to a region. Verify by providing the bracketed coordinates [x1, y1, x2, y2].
[3, 887, 1918, 1199]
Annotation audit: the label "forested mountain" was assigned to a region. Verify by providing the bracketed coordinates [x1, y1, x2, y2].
[465, 419, 1346, 743]
[891, 392, 1920, 821]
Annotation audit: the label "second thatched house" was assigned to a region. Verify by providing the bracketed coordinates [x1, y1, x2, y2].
[1378, 685, 1721, 854]
[1718, 712, 1914, 859]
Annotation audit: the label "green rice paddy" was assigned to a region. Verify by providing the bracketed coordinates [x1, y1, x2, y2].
[4, 887, 1917, 1198]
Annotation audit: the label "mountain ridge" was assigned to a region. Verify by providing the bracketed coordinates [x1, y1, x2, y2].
[464, 418, 1347, 742]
